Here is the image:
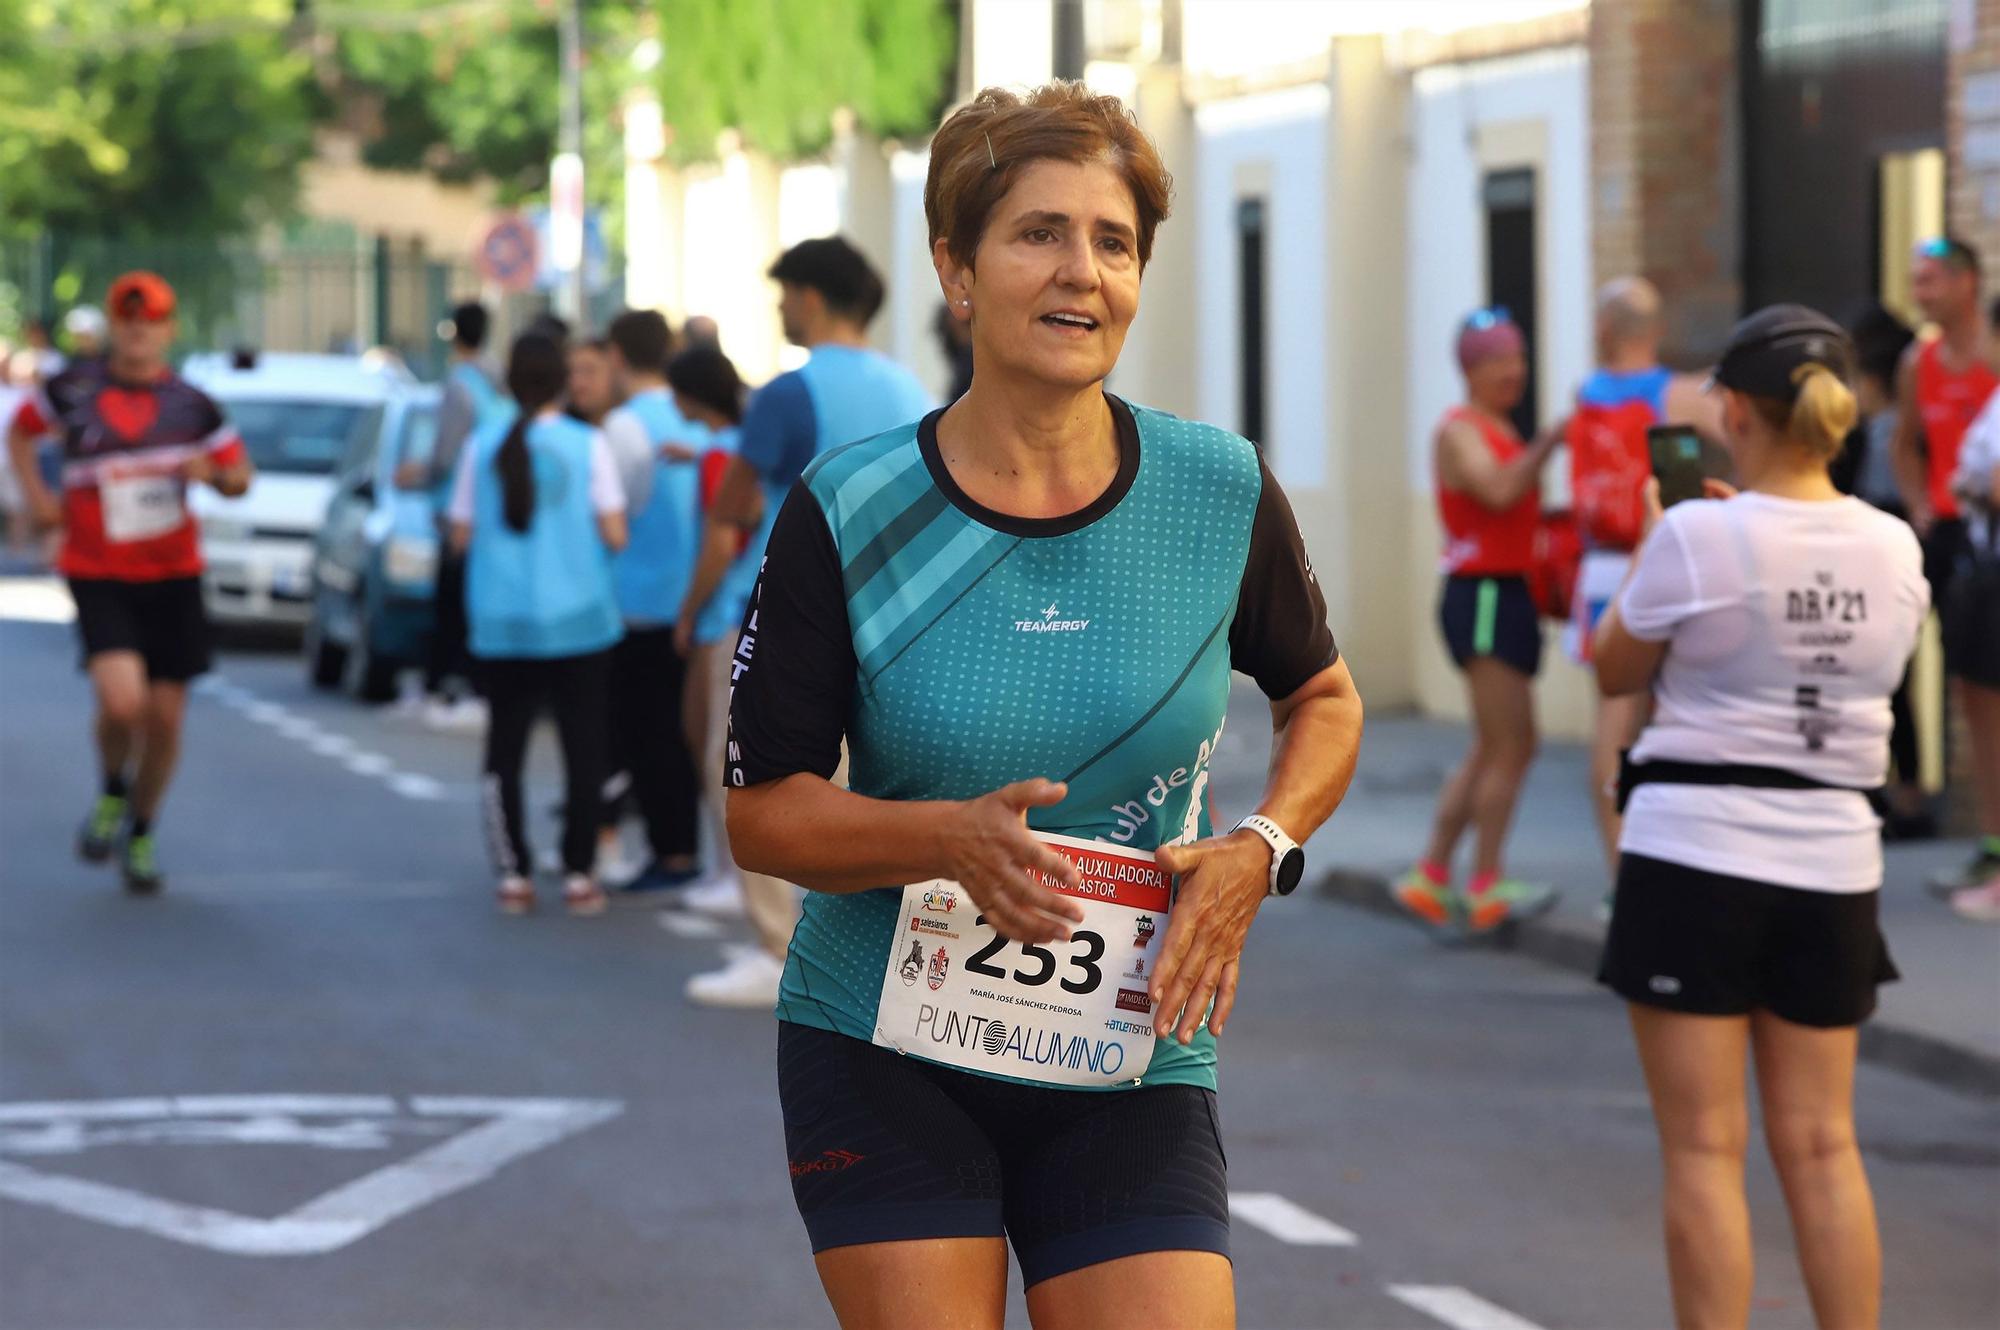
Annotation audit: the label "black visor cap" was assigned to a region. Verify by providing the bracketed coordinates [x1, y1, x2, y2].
[1711, 303, 1853, 404]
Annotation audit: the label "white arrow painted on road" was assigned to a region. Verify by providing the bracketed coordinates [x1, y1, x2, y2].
[0, 1095, 622, 1256]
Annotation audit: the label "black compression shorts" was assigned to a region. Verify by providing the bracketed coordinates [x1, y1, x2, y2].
[776, 1021, 1230, 1287]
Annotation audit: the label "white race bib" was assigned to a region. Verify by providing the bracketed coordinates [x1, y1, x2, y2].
[874, 832, 1170, 1087]
[99, 464, 185, 543]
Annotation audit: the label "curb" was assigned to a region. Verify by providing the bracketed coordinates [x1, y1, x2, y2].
[1315, 867, 2000, 1100]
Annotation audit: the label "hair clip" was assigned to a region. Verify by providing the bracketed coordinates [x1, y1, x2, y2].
[984, 131, 997, 170]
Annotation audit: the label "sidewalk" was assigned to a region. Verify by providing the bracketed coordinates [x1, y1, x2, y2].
[1207, 682, 2000, 1098]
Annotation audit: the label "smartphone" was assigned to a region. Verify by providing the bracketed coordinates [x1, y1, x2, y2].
[1648, 425, 1708, 508]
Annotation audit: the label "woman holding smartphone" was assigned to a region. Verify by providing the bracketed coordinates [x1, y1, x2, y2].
[1594, 305, 1927, 1329]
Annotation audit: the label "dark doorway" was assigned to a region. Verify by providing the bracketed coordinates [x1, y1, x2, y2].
[1237, 196, 1266, 446]
[1483, 167, 1538, 439]
[1742, 0, 1948, 316]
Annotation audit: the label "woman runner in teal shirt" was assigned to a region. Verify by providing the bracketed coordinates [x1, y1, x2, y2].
[727, 85, 1364, 1328]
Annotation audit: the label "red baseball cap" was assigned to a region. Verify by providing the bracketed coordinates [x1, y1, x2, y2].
[106, 271, 176, 322]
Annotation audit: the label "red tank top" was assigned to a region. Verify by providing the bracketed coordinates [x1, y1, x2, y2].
[1914, 336, 1998, 520]
[1436, 407, 1540, 576]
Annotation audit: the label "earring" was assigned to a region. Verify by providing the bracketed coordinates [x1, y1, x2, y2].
[959, 298, 970, 308]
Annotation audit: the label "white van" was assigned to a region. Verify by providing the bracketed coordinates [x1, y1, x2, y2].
[181, 351, 417, 629]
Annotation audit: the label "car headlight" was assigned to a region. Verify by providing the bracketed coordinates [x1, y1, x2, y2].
[202, 518, 251, 543]
[383, 535, 438, 588]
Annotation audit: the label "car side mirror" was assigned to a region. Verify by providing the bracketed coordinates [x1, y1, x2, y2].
[353, 477, 376, 502]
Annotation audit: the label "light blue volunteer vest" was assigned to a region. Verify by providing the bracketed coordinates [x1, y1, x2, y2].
[465, 409, 623, 660]
[432, 361, 508, 510]
[706, 345, 934, 645]
[612, 388, 711, 626]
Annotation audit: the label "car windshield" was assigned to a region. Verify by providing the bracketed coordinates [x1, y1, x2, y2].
[220, 398, 380, 476]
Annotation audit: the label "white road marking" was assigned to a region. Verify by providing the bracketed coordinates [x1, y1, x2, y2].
[1387, 1285, 1549, 1330]
[386, 772, 446, 801]
[193, 674, 460, 806]
[0, 1095, 622, 1256]
[305, 732, 355, 758]
[0, 576, 76, 624]
[655, 911, 725, 938]
[1227, 1192, 1358, 1246]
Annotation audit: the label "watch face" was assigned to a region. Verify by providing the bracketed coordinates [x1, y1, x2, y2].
[1275, 848, 1305, 896]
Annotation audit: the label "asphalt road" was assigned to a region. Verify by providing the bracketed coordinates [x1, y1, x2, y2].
[2, 593, 1996, 1330]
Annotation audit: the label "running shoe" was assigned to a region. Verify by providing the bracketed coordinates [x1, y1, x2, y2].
[1391, 866, 1455, 928]
[120, 833, 163, 895]
[77, 794, 127, 863]
[612, 860, 702, 894]
[563, 873, 608, 917]
[1948, 877, 2000, 922]
[496, 876, 536, 915]
[678, 875, 747, 919]
[1929, 846, 2000, 899]
[686, 948, 784, 1008]
[1459, 878, 1558, 934]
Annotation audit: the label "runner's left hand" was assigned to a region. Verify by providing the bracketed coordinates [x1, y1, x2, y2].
[182, 454, 215, 485]
[672, 617, 695, 658]
[1150, 831, 1270, 1044]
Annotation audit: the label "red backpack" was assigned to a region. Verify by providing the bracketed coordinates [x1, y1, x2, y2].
[1566, 398, 1655, 550]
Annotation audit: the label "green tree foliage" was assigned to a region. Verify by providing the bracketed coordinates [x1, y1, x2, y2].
[652, 0, 956, 164]
[0, 0, 315, 238]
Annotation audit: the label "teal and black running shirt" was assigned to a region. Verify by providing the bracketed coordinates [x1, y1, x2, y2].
[728, 395, 1336, 1091]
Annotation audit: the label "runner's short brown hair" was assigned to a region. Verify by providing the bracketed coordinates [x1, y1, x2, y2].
[925, 82, 1173, 270]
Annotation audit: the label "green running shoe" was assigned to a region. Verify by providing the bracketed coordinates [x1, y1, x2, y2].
[121, 833, 163, 895]
[1392, 867, 1456, 928]
[1459, 878, 1557, 934]
[78, 795, 127, 863]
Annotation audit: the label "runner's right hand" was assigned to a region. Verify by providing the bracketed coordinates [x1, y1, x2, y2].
[29, 493, 62, 533]
[941, 779, 1086, 945]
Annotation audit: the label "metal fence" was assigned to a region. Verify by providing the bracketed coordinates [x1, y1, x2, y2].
[1, 228, 623, 381]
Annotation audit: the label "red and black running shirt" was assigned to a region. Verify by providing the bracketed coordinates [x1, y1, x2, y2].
[12, 360, 245, 581]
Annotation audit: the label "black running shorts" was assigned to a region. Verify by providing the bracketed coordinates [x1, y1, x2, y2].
[776, 1021, 1230, 1287]
[1438, 574, 1543, 677]
[68, 576, 211, 682]
[1598, 853, 1898, 1028]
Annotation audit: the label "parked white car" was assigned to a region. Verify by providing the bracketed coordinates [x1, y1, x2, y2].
[181, 351, 417, 629]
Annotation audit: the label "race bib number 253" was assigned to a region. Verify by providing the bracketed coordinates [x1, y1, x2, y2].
[874, 833, 1170, 1087]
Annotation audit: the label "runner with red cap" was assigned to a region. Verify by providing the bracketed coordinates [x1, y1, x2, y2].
[4, 271, 253, 893]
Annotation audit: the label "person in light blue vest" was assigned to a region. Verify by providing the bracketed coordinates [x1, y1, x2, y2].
[402, 301, 506, 730]
[597, 309, 710, 891]
[447, 332, 627, 917]
[683, 235, 935, 1009]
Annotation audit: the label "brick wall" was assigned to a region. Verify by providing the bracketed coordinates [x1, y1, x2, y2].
[1589, 0, 1742, 362]
[1948, 0, 2000, 260]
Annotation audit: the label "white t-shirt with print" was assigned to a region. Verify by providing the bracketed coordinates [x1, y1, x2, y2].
[1617, 493, 1928, 892]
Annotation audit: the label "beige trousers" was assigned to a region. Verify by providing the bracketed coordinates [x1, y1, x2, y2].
[686, 633, 801, 958]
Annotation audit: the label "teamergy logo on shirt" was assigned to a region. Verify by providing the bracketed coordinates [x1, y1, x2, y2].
[1014, 603, 1091, 633]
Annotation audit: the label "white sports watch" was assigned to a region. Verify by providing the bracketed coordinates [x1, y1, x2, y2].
[1233, 814, 1305, 897]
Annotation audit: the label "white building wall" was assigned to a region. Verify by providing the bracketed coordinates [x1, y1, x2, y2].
[1405, 47, 1592, 492]
[1191, 84, 1332, 491]
[1403, 45, 1596, 734]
